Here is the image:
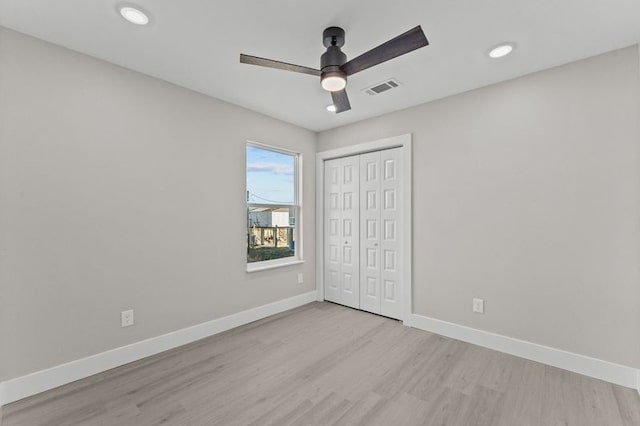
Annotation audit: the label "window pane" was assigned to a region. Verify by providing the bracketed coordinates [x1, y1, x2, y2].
[247, 145, 295, 205]
[247, 206, 296, 263]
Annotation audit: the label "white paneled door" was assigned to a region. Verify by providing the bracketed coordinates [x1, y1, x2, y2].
[324, 155, 360, 309]
[324, 148, 403, 319]
[359, 151, 381, 315]
[379, 148, 403, 318]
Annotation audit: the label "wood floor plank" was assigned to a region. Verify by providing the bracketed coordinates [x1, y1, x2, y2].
[493, 358, 545, 426]
[2, 302, 639, 425]
[331, 391, 384, 426]
[455, 385, 503, 426]
[613, 385, 640, 426]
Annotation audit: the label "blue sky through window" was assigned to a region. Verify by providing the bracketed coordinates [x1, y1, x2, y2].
[247, 145, 295, 205]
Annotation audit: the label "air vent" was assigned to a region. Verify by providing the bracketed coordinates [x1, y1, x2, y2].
[363, 78, 402, 96]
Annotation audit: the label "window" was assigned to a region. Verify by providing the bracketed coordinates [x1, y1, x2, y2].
[246, 143, 301, 270]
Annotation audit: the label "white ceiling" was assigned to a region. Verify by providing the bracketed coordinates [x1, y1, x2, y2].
[1, 0, 640, 131]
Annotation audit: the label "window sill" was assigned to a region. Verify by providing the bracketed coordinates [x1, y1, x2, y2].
[246, 259, 305, 273]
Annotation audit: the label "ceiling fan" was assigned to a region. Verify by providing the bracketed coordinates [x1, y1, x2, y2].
[240, 26, 429, 113]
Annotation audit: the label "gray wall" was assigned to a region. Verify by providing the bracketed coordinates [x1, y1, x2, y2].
[318, 46, 640, 368]
[0, 28, 316, 381]
[2, 24, 639, 383]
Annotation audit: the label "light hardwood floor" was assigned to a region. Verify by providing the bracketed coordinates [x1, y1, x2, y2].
[3, 302, 640, 425]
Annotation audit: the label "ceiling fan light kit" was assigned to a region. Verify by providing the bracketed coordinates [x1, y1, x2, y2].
[321, 72, 347, 92]
[240, 25, 429, 113]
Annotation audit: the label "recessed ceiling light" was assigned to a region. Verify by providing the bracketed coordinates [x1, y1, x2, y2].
[326, 104, 337, 112]
[120, 6, 149, 25]
[488, 43, 515, 59]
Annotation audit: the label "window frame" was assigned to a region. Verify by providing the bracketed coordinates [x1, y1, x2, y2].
[246, 141, 303, 272]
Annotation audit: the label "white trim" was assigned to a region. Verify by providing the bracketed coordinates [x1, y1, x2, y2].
[316, 136, 409, 161]
[0, 382, 5, 408]
[246, 259, 305, 272]
[315, 153, 324, 302]
[636, 43, 640, 397]
[0, 291, 317, 406]
[315, 134, 413, 322]
[246, 139, 300, 156]
[411, 314, 639, 390]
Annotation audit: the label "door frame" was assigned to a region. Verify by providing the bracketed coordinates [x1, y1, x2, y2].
[315, 134, 413, 325]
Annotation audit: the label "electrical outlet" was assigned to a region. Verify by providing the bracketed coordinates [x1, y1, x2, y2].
[472, 298, 484, 314]
[297, 273, 304, 284]
[121, 309, 134, 327]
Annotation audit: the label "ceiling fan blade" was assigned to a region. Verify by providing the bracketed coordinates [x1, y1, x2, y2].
[240, 54, 321, 77]
[331, 89, 351, 113]
[341, 26, 429, 76]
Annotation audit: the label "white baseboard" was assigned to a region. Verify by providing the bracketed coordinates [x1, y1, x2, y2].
[0, 291, 317, 406]
[0, 382, 5, 410]
[410, 314, 639, 390]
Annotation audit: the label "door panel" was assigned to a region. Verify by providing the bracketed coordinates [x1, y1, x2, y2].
[380, 148, 402, 319]
[324, 156, 360, 309]
[359, 151, 381, 314]
[324, 159, 342, 304]
[339, 156, 360, 308]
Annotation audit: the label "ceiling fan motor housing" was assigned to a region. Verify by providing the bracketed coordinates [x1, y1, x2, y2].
[321, 27, 347, 83]
[321, 46, 346, 71]
[322, 26, 345, 48]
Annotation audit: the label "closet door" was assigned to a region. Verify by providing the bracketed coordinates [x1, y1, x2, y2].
[324, 156, 360, 308]
[359, 151, 382, 314]
[324, 148, 402, 319]
[324, 159, 342, 304]
[380, 148, 402, 319]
